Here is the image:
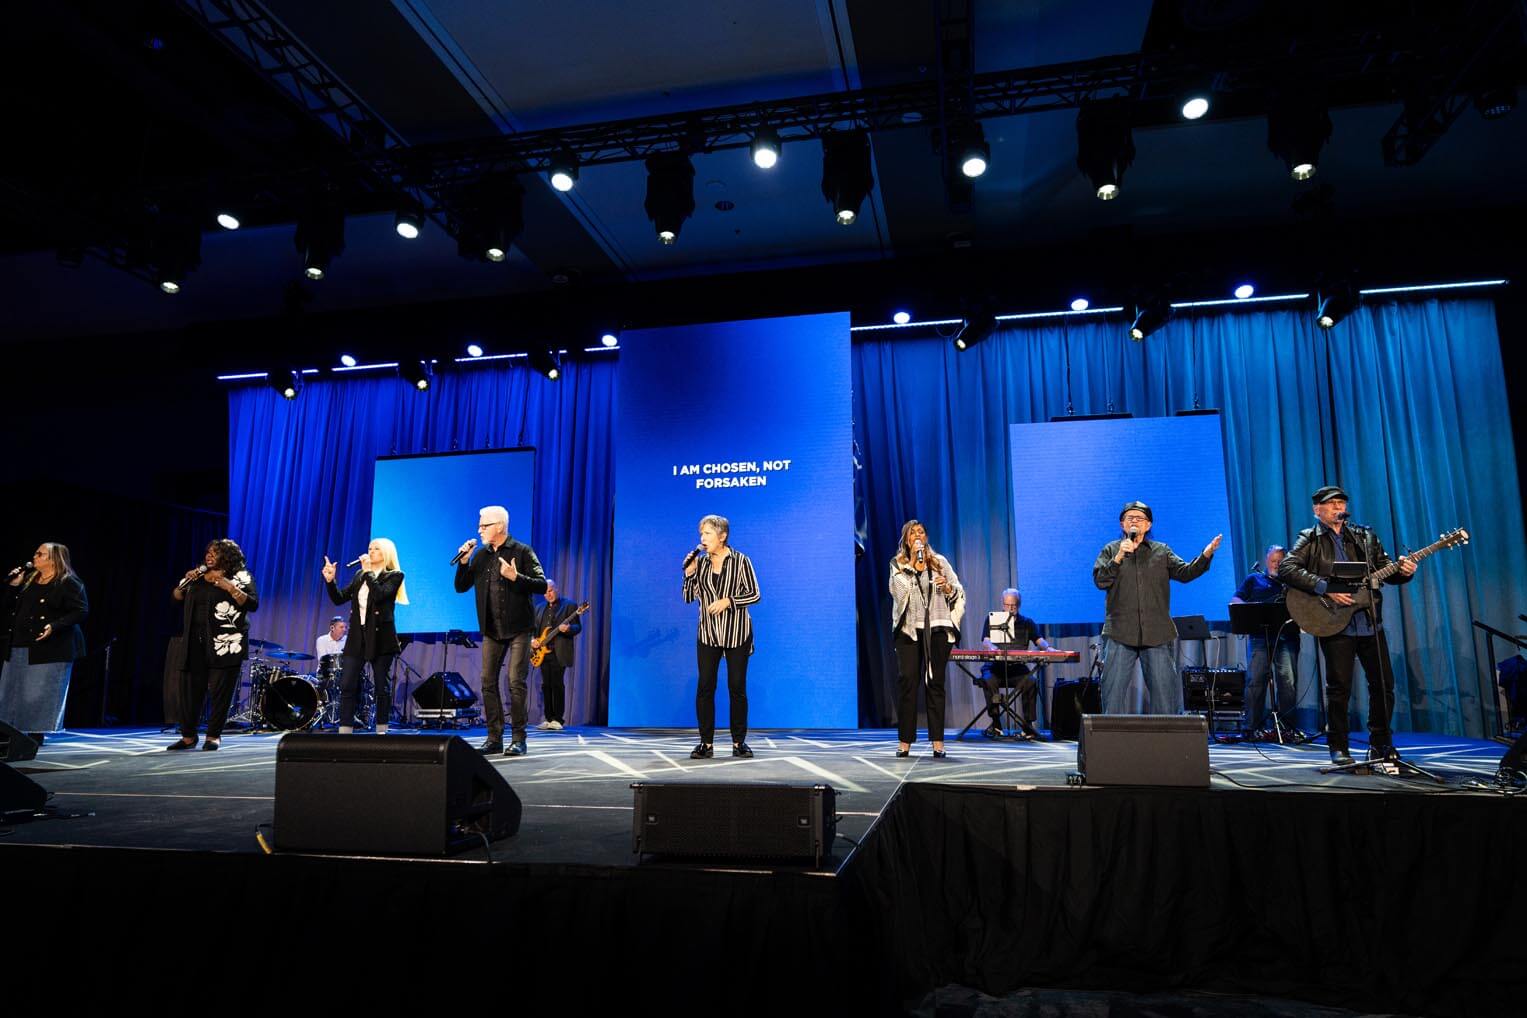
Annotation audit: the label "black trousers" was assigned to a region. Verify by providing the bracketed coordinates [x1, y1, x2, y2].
[696, 639, 750, 744]
[981, 671, 1038, 726]
[1319, 629, 1395, 751]
[338, 654, 396, 728]
[179, 659, 241, 740]
[481, 633, 531, 742]
[895, 629, 952, 744]
[540, 659, 567, 723]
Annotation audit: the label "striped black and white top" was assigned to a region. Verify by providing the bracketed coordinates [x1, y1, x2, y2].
[889, 554, 965, 642]
[682, 549, 761, 650]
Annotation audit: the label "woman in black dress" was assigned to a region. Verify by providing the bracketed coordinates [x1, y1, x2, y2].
[168, 539, 258, 751]
[0, 542, 88, 742]
[322, 537, 407, 734]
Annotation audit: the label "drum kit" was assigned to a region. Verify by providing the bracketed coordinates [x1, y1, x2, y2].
[230, 639, 378, 731]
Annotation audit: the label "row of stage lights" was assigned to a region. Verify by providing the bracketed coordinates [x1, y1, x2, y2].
[230, 279, 1506, 398]
[167, 80, 1526, 295]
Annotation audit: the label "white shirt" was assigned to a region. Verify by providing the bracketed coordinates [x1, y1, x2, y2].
[316, 633, 346, 658]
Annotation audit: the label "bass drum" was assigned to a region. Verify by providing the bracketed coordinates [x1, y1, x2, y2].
[260, 672, 329, 731]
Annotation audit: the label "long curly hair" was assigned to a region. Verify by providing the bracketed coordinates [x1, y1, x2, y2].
[205, 538, 247, 575]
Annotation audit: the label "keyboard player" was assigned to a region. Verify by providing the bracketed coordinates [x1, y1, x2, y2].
[980, 588, 1054, 740]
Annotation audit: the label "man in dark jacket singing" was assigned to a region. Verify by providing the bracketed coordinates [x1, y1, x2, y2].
[1092, 501, 1222, 715]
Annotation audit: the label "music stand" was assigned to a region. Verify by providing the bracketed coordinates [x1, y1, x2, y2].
[1229, 601, 1301, 744]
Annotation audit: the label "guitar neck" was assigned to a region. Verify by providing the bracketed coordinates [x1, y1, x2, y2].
[1370, 535, 1447, 581]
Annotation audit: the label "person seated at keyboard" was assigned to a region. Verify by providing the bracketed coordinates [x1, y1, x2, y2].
[980, 588, 1055, 740]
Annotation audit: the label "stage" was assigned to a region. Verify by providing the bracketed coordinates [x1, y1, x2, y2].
[4, 727, 1525, 1014]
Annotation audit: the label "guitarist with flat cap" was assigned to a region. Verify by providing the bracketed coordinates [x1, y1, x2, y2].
[1280, 486, 1416, 766]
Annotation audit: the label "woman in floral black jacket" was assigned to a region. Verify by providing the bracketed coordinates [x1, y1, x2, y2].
[168, 538, 259, 751]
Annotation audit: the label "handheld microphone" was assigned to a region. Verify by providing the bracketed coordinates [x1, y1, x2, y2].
[345, 556, 365, 568]
[914, 539, 925, 564]
[6, 560, 32, 580]
[177, 564, 209, 590]
[449, 538, 478, 566]
[683, 543, 705, 567]
[1126, 527, 1139, 553]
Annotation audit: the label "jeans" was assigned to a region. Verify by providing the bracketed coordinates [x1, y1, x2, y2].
[1244, 634, 1298, 732]
[0, 648, 73, 733]
[696, 639, 750, 744]
[481, 633, 531, 742]
[1100, 639, 1181, 715]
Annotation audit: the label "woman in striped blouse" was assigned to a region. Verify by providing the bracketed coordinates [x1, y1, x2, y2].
[889, 520, 965, 758]
[682, 514, 761, 759]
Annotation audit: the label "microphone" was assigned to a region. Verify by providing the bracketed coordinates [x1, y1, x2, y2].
[6, 560, 32, 580]
[345, 556, 365, 568]
[1126, 527, 1139, 554]
[177, 564, 209, 590]
[683, 543, 704, 567]
[449, 538, 477, 566]
[914, 539, 925, 564]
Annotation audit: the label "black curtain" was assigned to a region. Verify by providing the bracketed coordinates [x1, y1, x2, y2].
[0, 482, 226, 726]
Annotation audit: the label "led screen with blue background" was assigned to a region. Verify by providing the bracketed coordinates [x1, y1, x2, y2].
[1009, 416, 1237, 624]
[369, 449, 535, 634]
[608, 313, 856, 728]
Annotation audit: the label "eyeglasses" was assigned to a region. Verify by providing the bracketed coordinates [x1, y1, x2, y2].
[477, 523, 499, 530]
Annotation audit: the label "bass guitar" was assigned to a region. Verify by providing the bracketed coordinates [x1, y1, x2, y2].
[529, 601, 591, 667]
[1285, 528, 1468, 637]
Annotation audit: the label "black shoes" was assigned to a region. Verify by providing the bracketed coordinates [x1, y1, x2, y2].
[932, 748, 947, 759]
[202, 739, 220, 751]
[506, 740, 527, 756]
[479, 739, 504, 755]
[732, 742, 753, 758]
[1368, 743, 1400, 762]
[166, 738, 196, 751]
[895, 748, 910, 758]
[690, 744, 714, 759]
[1329, 748, 1356, 766]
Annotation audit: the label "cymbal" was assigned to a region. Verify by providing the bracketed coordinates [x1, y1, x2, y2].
[248, 638, 282, 650]
[264, 649, 315, 661]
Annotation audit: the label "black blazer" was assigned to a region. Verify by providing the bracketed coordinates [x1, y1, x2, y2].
[534, 599, 583, 668]
[327, 569, 404, 660]
[0, 574, 88, 665]
[453, 538, 547, 639]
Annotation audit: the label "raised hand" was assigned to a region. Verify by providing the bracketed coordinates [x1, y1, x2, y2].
[499, 556, 518, 582]
[321, 556, 337, 583]
[1203, 534, 1223, 558]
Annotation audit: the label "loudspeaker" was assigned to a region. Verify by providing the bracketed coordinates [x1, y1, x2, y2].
[412, 671, 477, 709]
[0, 721, 39, 762]
[0, 763, 47, 812]
[1078, 714, 1210, 787]
[1182, 666, 1247, 711]
[274, 734, 520, 856]
[632, 782, 837, 867]
[1050, 679, 1102, 741]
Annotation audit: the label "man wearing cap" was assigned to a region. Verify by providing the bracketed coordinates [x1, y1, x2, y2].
[1093, 501, 1222, 715]
[1279, 485, 1416, 765]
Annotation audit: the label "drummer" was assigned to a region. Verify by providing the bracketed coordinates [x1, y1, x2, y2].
[316, 615, 347, 659]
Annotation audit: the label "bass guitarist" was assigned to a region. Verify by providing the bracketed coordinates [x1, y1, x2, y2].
[531, 579, 584, 731]
[1278, 486, 1416, 766]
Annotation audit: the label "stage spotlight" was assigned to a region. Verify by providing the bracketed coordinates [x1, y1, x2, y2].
[1234, 283, 1255, 299]
[529, 347, 562, 380]
[1181, 95, 1210, 120]
[600, 331, 620, 347]
[1474, 85, 1516, 119]
[399, 359, 434, 391]
[549, 151, 579, 192]
[1267, 89, 1332, 181]
[953, 311, 996, 352]
[1130, 297, 1171, 341]
[1070, 297, 1090, 312]
[159, 278, 182, 294]
[394, 207, 423, 239]
[1076, 102, 1135, 200]
[1316, 282, 1359, 329]
[269, 369, 302, 400]
[958, 124, 990, 178]
[893, 310, 911, 325]
[644, 153, 696, 245]
[295, 200, 345, 281]
[216, 212, 241, 230]
[821, 132, 874, 225]
[751, 127, 781, 169]
[340, 354, 357, 368]
[152, 213, 201, 295]
[466, 343, 484, 358]
[456, 175, 524, 263]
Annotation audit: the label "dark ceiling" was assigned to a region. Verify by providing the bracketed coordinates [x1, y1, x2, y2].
[3, 0, 1526, 350]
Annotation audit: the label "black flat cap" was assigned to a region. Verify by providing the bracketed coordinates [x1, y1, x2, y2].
[1119, 500, 1153, 522]
[1311, 485, 1349, 504]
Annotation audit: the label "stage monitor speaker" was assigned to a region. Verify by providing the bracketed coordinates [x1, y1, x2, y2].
[274, 734, 519, 856]
[632, 782, 837, 867]
[1050, 679, 1102, 741]
[412, 671, 477, 709]
[0, 721, 39, 762]
[1078, 714, 1210, 787]
[0, 763, 47, 812]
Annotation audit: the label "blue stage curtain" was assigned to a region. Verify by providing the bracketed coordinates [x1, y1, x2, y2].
[852, 298, 1525, 738]
[228, 361, 616, 725]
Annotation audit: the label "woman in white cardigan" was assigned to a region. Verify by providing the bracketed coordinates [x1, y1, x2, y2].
[889, 519, 964, 758]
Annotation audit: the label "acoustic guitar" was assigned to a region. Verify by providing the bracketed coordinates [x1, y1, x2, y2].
[1284, 528, 1468, 637]
[529, 601, 591, 667]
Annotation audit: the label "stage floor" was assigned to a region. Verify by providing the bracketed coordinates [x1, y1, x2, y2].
[3, 726, 1512, 869]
